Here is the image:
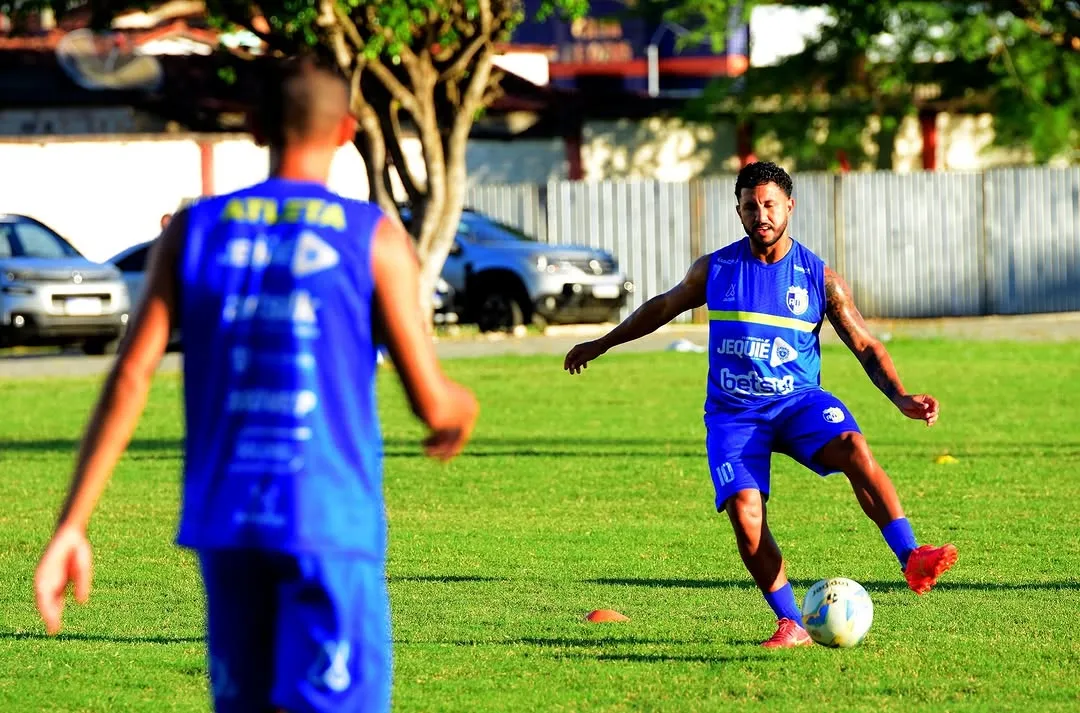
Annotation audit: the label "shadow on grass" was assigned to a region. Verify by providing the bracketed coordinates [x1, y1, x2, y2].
[2, 436, 705, 460]
[390, 574, 508, 584]
[586, 577, 1080, 593]
[20, 435, 1071, 462]
[397, 635, 683, 647]
[381, 436, 1080, 460]
[382, 436, 706, 459]
[0, 630, 203, 644]
[578, 652, 768, 664]
[398, 635, 770, 662]
[517, 636, 684, 648]
[519, 637, 772, 664]
[0, 439, 182, 454]
[385, 449, 705, 459]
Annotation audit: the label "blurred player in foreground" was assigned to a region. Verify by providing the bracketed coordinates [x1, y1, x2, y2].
[564, 161, 957, 648]
[34, 55, 479, 711]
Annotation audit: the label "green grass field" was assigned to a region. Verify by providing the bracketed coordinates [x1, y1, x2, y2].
[1, 340, 1079, 712]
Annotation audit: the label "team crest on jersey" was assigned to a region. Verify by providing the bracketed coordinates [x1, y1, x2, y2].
[770, 337, 798, 367]
[786, 286, 809, 316]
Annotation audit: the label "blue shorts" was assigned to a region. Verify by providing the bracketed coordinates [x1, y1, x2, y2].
[705, 389, 861, 510]
[198, 549, 391, 713]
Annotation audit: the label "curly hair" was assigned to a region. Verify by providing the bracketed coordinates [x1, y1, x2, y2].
[734, 161, 793, 198]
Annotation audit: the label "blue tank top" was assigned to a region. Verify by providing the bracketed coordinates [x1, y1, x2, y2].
[175, 178, 386, 556]
[705, 237, 827, 413]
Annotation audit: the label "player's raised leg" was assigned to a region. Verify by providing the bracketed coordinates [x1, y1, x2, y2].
[821, 265, 956, 594]
[816, 432, 958, 595]
[775, 391, 957, 595]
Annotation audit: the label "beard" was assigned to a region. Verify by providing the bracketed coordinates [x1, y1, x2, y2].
[745, 217, 789, 249]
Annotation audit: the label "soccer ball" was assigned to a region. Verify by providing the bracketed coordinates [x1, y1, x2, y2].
[800, 577, 874, 648]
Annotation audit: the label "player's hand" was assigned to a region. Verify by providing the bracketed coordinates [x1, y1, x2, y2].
[894, 393, 939, 426]
[423, 382, 479, 461]
[34, 524, 93, 635]
[564, 339, 608, 375]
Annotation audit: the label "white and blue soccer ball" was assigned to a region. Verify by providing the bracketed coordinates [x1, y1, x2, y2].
[800, 577, 874, 648]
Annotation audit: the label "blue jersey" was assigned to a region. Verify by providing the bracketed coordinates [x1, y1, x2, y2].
[175, 178, 386, 557]
[705, 237, 827, 413]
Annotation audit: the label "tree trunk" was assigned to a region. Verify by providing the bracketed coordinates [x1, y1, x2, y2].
[332, 6, 497, 330]
[417, 253, 442, 334]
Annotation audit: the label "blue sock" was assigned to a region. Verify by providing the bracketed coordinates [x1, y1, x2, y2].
[881, 517, 919, 568]
[763, 583, 802, 624]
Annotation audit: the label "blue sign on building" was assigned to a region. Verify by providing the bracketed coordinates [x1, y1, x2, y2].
[508, 0, 749, 95]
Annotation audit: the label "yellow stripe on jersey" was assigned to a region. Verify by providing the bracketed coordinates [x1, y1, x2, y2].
[708, 310, 817, 333]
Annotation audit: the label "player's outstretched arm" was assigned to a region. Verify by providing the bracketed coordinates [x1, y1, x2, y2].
[34, 210, 184, 635]
[372, 217, 478, 460]
[564, 254, 710, 374]
[824, 266, 939, 426]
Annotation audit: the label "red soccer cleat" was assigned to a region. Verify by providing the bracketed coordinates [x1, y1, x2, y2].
[904, 543, 958, 595]
[761, 618, 813, 648]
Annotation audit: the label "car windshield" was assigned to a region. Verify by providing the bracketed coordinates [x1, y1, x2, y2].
[465, 216, 538, 243]
[0, 220, 81, 259]
[399, 208, 538, 244]
[112, 244, 150, 272]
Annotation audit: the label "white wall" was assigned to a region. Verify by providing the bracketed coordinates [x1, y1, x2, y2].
[583, 117, 741, 180]
[466, 139, 569, 184]
[0, 134, 572, 261]
[0, 138, 203, 261]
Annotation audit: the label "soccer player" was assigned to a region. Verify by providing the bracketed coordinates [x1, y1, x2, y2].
[33, 55, 479, 711]
[563, 161, 957, 648]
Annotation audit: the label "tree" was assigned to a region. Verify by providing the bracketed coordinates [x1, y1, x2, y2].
[209, 0, 590, 321]
[0, 0, 587, 322]
[662, 1, 1080, 168]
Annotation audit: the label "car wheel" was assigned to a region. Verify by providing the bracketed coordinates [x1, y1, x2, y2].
[476, 291, 525, 333]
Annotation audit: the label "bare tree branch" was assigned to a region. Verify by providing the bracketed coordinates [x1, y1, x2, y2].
[350, 65, 396, 216]
[427, 0, 496, 248]
[381, 161, 397, 210]
[334, 4, 423, 116]
[409, 66, 450, 259]
[439, 34, 490, 82]
[448, 53, 495, 165]
[445, 78, 462, 108]
[482, 69, 506, 105]
[379, 100, 426, 206]
[317, 0, 353, 68]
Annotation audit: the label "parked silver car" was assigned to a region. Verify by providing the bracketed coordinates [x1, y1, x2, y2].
[107, 239, 458, 347]
[401, 208, 634, 332]
[107, 239, 183, 349]
[0, 214, 131, 354]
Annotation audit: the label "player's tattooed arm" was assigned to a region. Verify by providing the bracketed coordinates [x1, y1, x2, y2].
[825, 267, 941, 425]
[824, 267, 906, 403]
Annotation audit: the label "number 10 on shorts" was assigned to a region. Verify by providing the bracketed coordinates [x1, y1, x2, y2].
[715, 462, 736, 485]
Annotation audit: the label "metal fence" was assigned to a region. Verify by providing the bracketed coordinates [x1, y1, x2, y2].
[466, 167, 1080, 320]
